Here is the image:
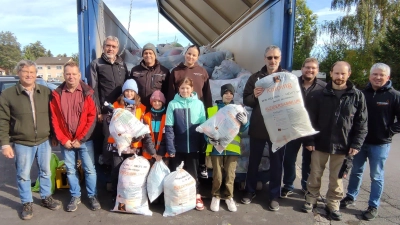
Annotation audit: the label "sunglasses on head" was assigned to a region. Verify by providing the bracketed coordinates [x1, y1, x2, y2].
[266, 56, 280, 60]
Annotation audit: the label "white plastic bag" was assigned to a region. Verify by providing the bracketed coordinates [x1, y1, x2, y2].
[146, 160, 170, 203]
[211, 60, 243, 80]
[158, 55, 185, 70]
[109, 108, 150, 156]
[163, 162, 196, 217]
[255, 72, 318, 152]
[112, 155, 152, 216]
[196, 104, 246, 153]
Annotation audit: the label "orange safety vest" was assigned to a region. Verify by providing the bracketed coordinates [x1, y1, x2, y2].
[107, 101, 146, 149]
[142, 112, 169, 159]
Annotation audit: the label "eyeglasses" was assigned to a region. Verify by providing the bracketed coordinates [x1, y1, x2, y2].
[105, 44, 118, 49]
[266, 56, 280, 60]
[304, 66, 318, 70]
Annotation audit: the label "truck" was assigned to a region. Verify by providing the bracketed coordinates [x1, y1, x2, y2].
[77, 0, 296, 187]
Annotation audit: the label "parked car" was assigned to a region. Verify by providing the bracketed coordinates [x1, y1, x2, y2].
[0, 76, 57, 94]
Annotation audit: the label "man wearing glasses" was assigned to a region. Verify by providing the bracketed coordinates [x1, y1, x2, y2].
[241, 45, 286, 211]
[281, 58, 326, 198]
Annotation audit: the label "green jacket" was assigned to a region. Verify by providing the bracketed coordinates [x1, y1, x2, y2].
[0, 82, 52, 146]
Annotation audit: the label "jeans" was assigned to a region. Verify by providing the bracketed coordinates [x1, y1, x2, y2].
[346, 143, 390, 208]
[14, 140, 52, 204]
[61, 140, 97, 198]
[245, 137, 284, 200]
[282, 138, 311, 191]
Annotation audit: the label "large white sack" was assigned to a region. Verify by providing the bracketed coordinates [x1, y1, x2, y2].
[198, 51, 230, 70]
[158, 55, 185, 71]
[211, 60, 243, 80]
[109, 108, 151, 156]
[147, 160, 170, 203]
[196, 104, 246, 153]
[163, 162, 196, 217]
[255, 72, 318, 152]
[112, 155, 152, 216]
[123, 49, 141, 72]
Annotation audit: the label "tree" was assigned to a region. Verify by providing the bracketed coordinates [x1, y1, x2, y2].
[71, 53, 79, 65]
[292, 0, 318, 70]
[375, 17, 400, 89]
[23, 41, 47, 61]
[56, 53, 67, 57]
[0, 31, 22, 74]
[47, 50, 53, 57]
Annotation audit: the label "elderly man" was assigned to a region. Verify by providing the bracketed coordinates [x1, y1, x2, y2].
[90, 36, 129, 167]
[302, 61, 368, 221]
[241, 45, 286, 211]
[130, 43, 170, 110]
[341, 63, 400, 221]
[50, 61, 100, 212]
[0, 60, 61, 220]
[281, 58, 326, 197]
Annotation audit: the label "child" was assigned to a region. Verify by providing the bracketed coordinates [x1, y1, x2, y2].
[142, 90, 169, 164]
[165, 77, 206, 211]
[206, 83, 249, 212]
[106, 79, 156, 205]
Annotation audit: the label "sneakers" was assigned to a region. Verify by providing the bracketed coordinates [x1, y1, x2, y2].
[339, 196, 355, 209]
[325, 207, 342, 221]
[301, 202, 316, 213]
[241, 192, 256, 204]
[89, 196, 101, 211]
[21, 202, 33, 220]
[199, 165, 208, 179]
[225, 198, 237, 212]
[67, 196, 81, 212]
[269, 199, 279, 211]
[196, 194, 204, 211]
[280, 188, 293, 198]
[362, 206, 378, 221]
[41, 195, 61, 211]
[210, 197, 220, 212]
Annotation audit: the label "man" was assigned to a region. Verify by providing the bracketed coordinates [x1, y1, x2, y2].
[241, 45, 286, 211]
[89, 36, 129, 167]
[340, 63, 399, 221]
[50, 61, 100, 212]
[0, 60, 61, 220]
[281, 58, 326, 197]
[130, 43, 170, 110]
[302, 61, 368, 221]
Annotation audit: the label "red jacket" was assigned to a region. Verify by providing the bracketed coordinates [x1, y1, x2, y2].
[50, 81, 97, 145]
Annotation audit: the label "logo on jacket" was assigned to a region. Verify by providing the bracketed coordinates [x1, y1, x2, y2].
[377, 100, 389, 106]
[194, 73, 203, 76]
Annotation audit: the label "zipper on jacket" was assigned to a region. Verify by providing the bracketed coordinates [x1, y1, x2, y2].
[335, 98, 344, 124]
[185, 99, 190, 153]
[373, 91, 376, 98]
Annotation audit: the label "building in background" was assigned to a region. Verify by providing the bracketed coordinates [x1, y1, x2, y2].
[0, 67, 6, 76]
[35, 57, 72, 81]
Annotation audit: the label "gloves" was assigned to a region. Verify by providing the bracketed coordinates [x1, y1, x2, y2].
[236, 112, 248, 125]
[208, 137, 219, 146]
[338, 155, 353, 178]
[131, 135, 144, 143]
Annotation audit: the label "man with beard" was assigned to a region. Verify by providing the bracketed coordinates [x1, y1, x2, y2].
[89, 36, 129, 168]
[301, 61, 368, 221]
[130, 43, 170, 110]
[281, 58, 326, 198]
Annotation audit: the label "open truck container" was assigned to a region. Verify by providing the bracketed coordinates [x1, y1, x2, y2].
[77, 0, 296, 186]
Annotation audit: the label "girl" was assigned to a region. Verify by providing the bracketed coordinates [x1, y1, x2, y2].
[142, 90, 169, 164]
[106, 79, 156, 205]
[165, 77, 206, 211]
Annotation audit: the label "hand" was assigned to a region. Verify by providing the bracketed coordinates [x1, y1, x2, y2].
[155, 155, 163, 161]
[71, 140, 81, 148]
[209, 137, 219, 146]
[2, 145, 14, 158]
[131, 135, 144, 143]
[64, 140, 73, 149]
[169, 153, 175, 158]
[254, 87, 265, 98]
[305, 146, 315, 151]
[349, 148, 359, 156]
[97, 114, 103, 122]
[51, 136, 59, 147]
[236, 112, 248, 125]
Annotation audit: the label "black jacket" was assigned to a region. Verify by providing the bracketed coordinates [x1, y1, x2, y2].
[305, 81, 368, 154]
[243, 65, 285, 140]
[363, 81, 400, 144]
[130, 60, 170, 110]
[298, 76, 327, 109]
[89, 54, 129, 114]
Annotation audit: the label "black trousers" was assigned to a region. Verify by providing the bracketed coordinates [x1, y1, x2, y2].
[111, 153, 134, 197]
[169, 152, 200, 193]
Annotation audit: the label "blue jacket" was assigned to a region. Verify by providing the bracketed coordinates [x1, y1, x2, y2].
[165, 92, 206, 154]
[205, 100, 249, 156]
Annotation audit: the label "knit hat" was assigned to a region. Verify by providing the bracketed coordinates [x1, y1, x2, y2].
[142, 43, 157, 58]
[150, 90, 166, 105]
[122, 79, 138, 93]
[221, 83, 235, 97]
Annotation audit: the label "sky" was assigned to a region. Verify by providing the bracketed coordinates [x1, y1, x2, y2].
[0, 0, 350, 56]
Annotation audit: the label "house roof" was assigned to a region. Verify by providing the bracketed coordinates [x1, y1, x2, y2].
[35, 57, 72, 65]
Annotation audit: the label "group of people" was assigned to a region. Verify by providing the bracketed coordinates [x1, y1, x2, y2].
[0, 36, 397, 222]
